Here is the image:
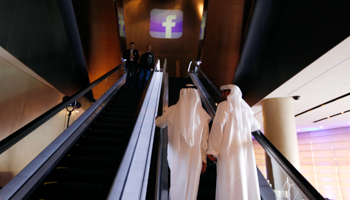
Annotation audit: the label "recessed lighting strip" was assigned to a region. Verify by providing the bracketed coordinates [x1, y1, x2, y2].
[295, 92, 350, 117]
[313, 109, 350, 123]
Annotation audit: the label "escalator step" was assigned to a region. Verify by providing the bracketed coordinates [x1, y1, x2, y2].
[57, 156, 118, 170]
[43, 168, 109, 183]
[77, 136, 127, 146]
[90, 122, 130, 130]
[30, 182, 103, 200]
[68, 145, 120, 157]
[106, 106, 137, 112]
[205, 162, 217, 176]
[85, 129, 127, 137]
[95, 116, 131, 124]
[197, 188, 216, 200]
[101, 112, 135, 118]
[198, 174, 216, 188]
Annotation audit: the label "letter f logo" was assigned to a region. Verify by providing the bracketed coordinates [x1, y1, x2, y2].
[162, 15, 176, 38]
[150, 9, 183, 39]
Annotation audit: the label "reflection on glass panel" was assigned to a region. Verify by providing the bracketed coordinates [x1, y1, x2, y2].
[199, 11, 207, 40]
[117, 7, 126, 37]
[0, 66, 124, 187]
[253, 138, 308, 200]
[91, 70, 124, 100]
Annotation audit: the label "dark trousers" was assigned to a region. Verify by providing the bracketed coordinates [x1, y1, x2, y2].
[125, 61, 137, 87]
[137, 68, 151, 90]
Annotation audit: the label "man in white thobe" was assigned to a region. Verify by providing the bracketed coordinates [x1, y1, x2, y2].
[155, 84, 211, 200]
[207, 84, 260, 200]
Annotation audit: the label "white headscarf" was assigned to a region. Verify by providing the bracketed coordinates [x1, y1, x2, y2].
[220, 84, 255, 148]
[168, 86, 207, 152]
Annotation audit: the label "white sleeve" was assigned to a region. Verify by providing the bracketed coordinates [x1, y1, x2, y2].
[207, 102, 227, 157]
[250, 115, 260, 132]
[155, 106, 174, 128]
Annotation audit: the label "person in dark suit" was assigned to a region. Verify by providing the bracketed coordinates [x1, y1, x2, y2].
[123, 42, 140, 88]
[137, 44, 155, 90]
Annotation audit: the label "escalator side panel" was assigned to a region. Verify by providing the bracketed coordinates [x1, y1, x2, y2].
[0, 77, 126, 200]
[26, 88, 142, 200]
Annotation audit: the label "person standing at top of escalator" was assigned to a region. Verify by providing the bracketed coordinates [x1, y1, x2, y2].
[207, 84, 261, 200]
[137, 44, 155, 90]
[123, 42, 140, 88]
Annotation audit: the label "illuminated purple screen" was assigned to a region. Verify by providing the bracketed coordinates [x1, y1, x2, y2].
[150, 9, 183, 39]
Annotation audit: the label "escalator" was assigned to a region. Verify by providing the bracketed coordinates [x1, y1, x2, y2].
[1, 62, 163, 199]
[155, 67, 325, 199]
[27, 87, 142, 199]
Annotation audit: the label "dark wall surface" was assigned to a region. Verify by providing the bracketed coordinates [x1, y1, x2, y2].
[234, 0, 350, 106]
[0, 0, 91, 96]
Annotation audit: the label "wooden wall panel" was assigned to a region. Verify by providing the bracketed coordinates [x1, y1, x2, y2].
[73, 0, 123, 99]
[200, 0, 245, 88]
[123, 0, 203, 77]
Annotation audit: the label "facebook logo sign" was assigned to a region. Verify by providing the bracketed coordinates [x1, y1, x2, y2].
[150, 9, 183, 39]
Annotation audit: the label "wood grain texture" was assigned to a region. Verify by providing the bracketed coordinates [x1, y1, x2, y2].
[123, 0, 203, 77]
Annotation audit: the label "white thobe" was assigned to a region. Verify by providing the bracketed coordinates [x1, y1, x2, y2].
[155, 105, 211, 200]
[207, 101, 260, 200]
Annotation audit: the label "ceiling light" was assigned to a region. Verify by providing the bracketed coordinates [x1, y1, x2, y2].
[341, 111, 345, 114]
[297, 129, 300, 132]
[320, 126, 323, 128]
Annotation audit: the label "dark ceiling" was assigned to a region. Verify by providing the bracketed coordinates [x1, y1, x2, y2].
[0, 0, 91, 97]
[234, 0, 350, 106]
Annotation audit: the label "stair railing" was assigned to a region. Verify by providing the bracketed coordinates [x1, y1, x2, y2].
[189, 62, 325, 200]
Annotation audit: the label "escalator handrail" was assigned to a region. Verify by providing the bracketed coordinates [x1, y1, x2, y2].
[107, 71, 163, 199]
[252, 130, 325, 200]
[191, 66, 325, 199]
[192, 60, 222, 96]
[0, 62, 125, 155]
[155, 65, 169, 200]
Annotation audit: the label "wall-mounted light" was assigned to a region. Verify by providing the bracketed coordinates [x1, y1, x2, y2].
[63, 96, 81, 128]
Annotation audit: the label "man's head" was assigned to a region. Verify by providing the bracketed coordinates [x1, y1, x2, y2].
[220, 84, 232, 99]
[221, 90, 230, 99]
[130, 42, 135, 49]
[146, 44, 151, 52]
